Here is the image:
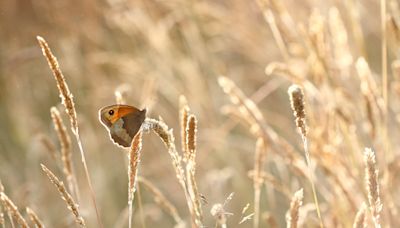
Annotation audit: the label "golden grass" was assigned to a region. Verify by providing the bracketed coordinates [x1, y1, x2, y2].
[353, 203, 367, 228]
[252, 137, 266, 228]
[138, 177, 184, 226]
[37, 36, 102, 228]
[185, 114, 203, 227]
[0, 212, 3, 227]
[50, 106, 78, 201]
[145, 117, 197, 226]
[36, 36, 78, 134]
[26, 207, 45, 228]
[0, 192, 29, 228]
[1, 1, 400, 227]
[38, 134, 58, 162]
[41, 164, 86, 227]
[286, 188, 303, 228]
[364, 148, 382, 227]
[180, 95, 190, 159]
[0, 181, 3, 227]
[128, 131, 143, 228]
[288, 84, 322, 227]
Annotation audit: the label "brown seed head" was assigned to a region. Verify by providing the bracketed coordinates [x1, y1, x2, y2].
[288, 84, 307, 137]
[186, 115, 197, 162]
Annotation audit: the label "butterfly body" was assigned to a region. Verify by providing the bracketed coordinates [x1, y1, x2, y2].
[99, 105, 146, 147]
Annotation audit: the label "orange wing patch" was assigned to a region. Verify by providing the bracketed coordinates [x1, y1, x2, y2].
[108, 106, 138, 124]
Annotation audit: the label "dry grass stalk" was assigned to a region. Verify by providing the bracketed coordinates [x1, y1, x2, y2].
[179, 95, 190, 159]
[0, 192, 29, 228]
[388, 16, 400, 54]
[253, 137, 266, 228]
[26, 207, 44, 228]
[304, 9, 330, 80]
[328, 7, 353, 69]
[50, 107, 77, 200]
[128, 131, 143, 202]
[364, 148, 382, 228]
[381, 2, 394, 220]
[218, 77, 306, 174]
[218, 76, 267, 138]
[38, 134, 58, 161]
[318, 163, 358, 212]
[268, 0, 298, 42]
[265, 62, 301, 83]
[138, 177, 184, 226]
[0, 212, 3, 227]
[345, 0, 367, 56]
[36, 36, 78, 134]
[222, 100, 308, 179]
[37, 36, 102, 227]
[239, 203, 254, 224]
[186, 161, 202, 227]
[146, 118, 187, 187]
[0, 179, 3, 227]
[353, 203, 367, 228]
[356, 57, 382, 138]
[248, 170, 292, 200]
[255, 0, 290, 60]
[128, 131, 143, 228]
[219, 77, 311, 226]
[184, 114, 203, 226]
[381, 0, 388, 113]
[288, 84, 323, 227]
[355, 58, 381, 101]
[40, 164, 86, 227]
[392, 60, 400, 81]
[218, 77, 268, 227]
[286, 189, 303, 228]
[144, 118, 195, 226]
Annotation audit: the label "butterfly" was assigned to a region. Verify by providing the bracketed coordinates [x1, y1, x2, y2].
[99, 105, 146, 148]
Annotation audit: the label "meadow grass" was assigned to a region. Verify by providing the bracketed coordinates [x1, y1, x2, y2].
[0, 0, 399, 227]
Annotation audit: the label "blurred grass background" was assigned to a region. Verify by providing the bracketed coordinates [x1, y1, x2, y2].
[0, 0, 398, 227]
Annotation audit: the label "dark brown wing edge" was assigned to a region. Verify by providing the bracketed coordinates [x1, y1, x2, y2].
[110, 132, 131, 148]
[122, 109, 146, 138]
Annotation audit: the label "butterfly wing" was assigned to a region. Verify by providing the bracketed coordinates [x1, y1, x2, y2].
[122, 109, 146, 138]
[110, 131, 132, 147]
[106, 107, 146, 148]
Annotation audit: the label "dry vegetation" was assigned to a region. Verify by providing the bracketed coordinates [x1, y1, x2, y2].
[0, 0, 400, 227]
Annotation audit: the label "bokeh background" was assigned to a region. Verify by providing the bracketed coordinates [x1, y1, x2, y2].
[0, 0, 399, 227]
